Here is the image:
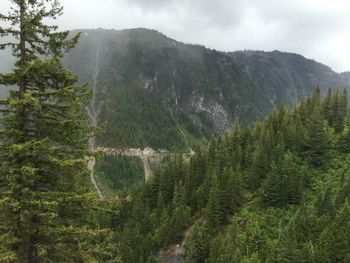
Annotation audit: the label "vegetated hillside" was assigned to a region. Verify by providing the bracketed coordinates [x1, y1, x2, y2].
[95, 154, 144, 195]
[2, 28, 349, 150]
[62, 28, 350, 150]
[230, 50, 350, 104]
[114, 89, 350, 262]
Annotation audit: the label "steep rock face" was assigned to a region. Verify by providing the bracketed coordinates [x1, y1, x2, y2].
[190, 93, 230, 132]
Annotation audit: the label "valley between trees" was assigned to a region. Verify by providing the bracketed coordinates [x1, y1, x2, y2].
[89, 147, 169, 199]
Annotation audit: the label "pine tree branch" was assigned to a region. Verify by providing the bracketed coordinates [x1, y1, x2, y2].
[0, 13, 17, 20]
[0, 27, 20, 36]
[0, 43, 18, 50]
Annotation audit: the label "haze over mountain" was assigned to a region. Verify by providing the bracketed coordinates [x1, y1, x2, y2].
[64, 28, 350, 149]
[1, 28, 350, 150]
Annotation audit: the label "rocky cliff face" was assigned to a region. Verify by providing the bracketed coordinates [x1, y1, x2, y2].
[2, 28, 349, 150]
[190, 93, 230, 132]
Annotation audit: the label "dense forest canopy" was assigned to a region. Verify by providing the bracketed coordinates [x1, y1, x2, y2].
[113, 88, 350, 262]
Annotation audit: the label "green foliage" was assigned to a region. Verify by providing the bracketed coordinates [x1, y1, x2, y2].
[316, 200, 350, 262]
[0, 1, 119, 261]
[111, 88, 350, 262]
[184, 223, 210, 263]
[305, 103, 329, 166]
[61, 28, 350, 151]
[97, 84, 188, 150]
[95, 154, 144, 192]
[2, 6, 349, 260]
[262, 153, 302, 207]
[206, 174, 225, 231]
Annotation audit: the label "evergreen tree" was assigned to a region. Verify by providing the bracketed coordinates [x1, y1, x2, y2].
[208, 236, 225, 263]
[184, 223, 209, 263]
[335, 178, 350, 209]
[189, 150, 206, 194]
[317, 200, 350, 262]
[315, 186, 335, 218]
[304, 104, 329, 166]
[290, 205, 316, 243]
[262, 153, 301, 207]
[339, 117, 350, 153]
[226, 168, 243, 213]
[229, 119, 242, 168]
[341, 89, 348, 116]
[171, 205, 191, 241]
[287, 111, 306, 153]
[218, 224, 242, 262]
[182, 169, 195, 207]
[207, 138, 217, 168]
[323, 88, 333, 126]
[300, 241, 317, 263]
[333, 92, 343, 133]
[206, 174, 225, 231]
[155, 209, 172, 247]
[333, 89, 348, 133]
[298, 94, 309, 123]
[311, 87, 321, 109]
[249, 143, 269, 190]
[0, 1, 118, 261]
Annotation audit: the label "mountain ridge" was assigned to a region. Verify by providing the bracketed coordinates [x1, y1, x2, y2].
[1, 28, 350, 149]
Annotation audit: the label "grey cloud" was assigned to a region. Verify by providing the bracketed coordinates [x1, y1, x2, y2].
[2, 0, 350, 72]
[128, 0, 246, 26]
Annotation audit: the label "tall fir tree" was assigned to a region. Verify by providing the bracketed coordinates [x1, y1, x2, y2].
[304, 103, 329, 166]
[262, 153, 301, 207]
[249, 142, 269, 190]
[315, 186, 335, 218]
[206, 174, 225, 232]
[339, 115, 350, 153]
[184, 223, 209, 263]
[317, 200, 350, 262]
[0, 1, 119, 261]
[323, 88, 333, 126]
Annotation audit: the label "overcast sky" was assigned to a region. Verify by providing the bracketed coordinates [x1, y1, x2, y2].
[1, 0, 350, 72]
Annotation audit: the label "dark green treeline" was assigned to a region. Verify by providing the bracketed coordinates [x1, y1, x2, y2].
[114, 88, 350, 262]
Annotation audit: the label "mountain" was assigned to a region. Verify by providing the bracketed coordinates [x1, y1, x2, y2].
[2, 28, 350, 150]
[230, 50, 350, 105]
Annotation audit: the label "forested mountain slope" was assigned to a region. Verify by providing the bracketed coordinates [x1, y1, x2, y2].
[230, 50, 350, 105]
[115, 88, 350, 262]
[62, 28, 350, 150]
[2, 28, 350, 150]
